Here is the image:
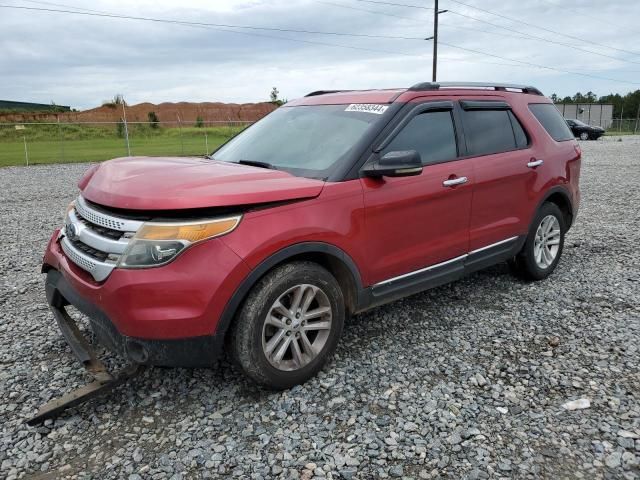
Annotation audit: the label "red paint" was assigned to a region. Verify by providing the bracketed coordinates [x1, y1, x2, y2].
[43, 87, 581, 342]
[82, 157, 325, 210]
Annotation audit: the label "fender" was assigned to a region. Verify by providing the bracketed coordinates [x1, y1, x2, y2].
[214, 242, 364, 336]
[531, 185, 575, 229]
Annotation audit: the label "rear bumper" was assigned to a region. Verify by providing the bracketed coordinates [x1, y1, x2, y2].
[46, 269, 224, 367]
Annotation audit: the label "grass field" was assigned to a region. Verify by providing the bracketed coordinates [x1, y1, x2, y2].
[0, 124, 246, 167]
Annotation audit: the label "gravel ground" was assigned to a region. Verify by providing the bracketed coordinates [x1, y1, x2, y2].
[1, 137, 639, 480]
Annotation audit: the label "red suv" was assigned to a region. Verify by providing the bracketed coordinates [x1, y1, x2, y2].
[43, 82, 581, 389]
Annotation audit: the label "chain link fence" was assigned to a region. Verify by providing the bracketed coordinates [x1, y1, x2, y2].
[608, 118, 640, 134]
[0, 120, 251, 167]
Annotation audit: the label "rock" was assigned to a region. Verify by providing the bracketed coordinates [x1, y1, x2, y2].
[561, 399, 591, 411]
[389, 465, 403, 477]
[605, 452, 622, 468]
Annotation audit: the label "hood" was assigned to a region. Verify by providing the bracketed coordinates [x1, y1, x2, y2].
[80, 157, 325, 211]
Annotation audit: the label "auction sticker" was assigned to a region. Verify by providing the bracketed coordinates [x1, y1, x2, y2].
[345, 104, 389, 114]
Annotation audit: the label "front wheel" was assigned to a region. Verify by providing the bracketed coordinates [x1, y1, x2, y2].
[229, 261, 345, 389]
[510, 202, 566, 281]
[579, 132, 589, 141]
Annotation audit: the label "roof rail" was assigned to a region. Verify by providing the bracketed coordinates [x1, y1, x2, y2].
[408, 82, 543, 96]
[305, 90, 350, 97]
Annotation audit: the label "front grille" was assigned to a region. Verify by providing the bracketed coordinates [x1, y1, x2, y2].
[75, 197, 127, 231]
[67, 237, 109, 262]
[59, 196, 143, 281]
[75, 214, 123, 240]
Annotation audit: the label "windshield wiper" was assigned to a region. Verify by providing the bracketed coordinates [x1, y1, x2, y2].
[237, 159, 275, 170]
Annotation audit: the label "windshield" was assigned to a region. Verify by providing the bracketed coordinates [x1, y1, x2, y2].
[212, 104, 388, 179]
[569, 119, 588, 126]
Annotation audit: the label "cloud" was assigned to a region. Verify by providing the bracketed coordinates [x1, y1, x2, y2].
[0, 0, 638, 108]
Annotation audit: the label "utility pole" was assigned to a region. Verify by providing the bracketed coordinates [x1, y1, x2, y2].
[432, 1, 448, 82]
[432, 0, 439, 82]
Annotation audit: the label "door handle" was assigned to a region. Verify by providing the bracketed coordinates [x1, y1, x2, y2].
[442, 176, 468, 187]
[527, 159, 544, 168]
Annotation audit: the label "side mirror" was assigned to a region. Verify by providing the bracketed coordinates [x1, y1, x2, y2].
[362, 150, 423, 178]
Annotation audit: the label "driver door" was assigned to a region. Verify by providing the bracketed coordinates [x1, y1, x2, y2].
[360, 101, 473, 290]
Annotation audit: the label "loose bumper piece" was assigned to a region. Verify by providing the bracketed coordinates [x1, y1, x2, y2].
[26, 303, 142, 425]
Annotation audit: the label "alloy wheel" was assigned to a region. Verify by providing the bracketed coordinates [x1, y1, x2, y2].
[262, 284, 333, 371]
[533, 215, 561, 269]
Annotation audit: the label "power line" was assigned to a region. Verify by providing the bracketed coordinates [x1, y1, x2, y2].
[0, 4, 430, 41]
[444, 0, 640, 57]
[316, 0, 536, 41]
[537, 0, 632, 32]
[1, 2, 524, 70]
[2, 3, 638, 86]
[350, 0, 640, 65]
[323, 0, 640, 76]
[438, 40, 640, 86]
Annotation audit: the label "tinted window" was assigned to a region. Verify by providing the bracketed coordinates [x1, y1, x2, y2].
[529, 103, 574, 141]
[463, 109, 517, 156]
[509, 111, 529, 149]
[382, 110, 457, 165]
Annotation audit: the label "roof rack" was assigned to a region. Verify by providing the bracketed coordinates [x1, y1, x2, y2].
[305, 90, 351, 97]
[408, 82, 543, 96]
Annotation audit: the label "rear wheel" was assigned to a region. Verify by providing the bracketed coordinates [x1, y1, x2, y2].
[510, 202, 566, 281]
[229, 261, 344, 389]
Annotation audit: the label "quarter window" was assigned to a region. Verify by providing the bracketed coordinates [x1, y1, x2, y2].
[382, 110, 458, 165]
[529, 103, 574, 142]
[462, 109, 521, 156]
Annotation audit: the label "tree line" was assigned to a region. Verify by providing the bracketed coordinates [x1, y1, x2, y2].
[550, 90, 640, 118]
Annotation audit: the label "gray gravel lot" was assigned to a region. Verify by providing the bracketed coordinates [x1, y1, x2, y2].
[1, 137, 639, 480]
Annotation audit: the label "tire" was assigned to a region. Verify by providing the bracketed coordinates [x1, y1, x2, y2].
[228, 261, 345, 389]
[579, 132, 589, 141]
[510, 202, 566, 281]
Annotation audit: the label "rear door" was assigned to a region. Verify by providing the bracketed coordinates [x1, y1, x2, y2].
[458, 100, 540, 252]
[361, 100, 473, 287]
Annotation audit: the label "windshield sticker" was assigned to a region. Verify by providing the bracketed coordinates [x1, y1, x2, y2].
[345, 104, 389, 115]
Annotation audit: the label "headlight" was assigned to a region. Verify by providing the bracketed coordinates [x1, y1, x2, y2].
[118, 216, 241, 268]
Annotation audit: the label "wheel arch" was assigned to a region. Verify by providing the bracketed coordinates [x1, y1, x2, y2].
[537, 186, 574, 229]
[215, 242, 364, 338]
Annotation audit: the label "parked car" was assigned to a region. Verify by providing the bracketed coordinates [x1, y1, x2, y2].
[43, 82, 581, 390]
[566, 118, 605, 140]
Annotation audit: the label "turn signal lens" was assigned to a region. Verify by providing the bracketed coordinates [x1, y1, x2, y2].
[136, 217, 241, 242]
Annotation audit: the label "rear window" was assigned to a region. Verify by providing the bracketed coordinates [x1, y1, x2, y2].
[529, 103, 574, 141]
[462, 109, 520, 156]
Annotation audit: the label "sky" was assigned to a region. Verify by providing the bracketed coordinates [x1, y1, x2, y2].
[1, 0, 639, 109]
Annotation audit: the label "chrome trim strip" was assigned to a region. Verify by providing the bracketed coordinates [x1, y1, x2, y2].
[374, 254, 468, 287]
[469, 236, 518, 255]
[68, 209, 130, 254]
[60, 236, 116, 282]
[373, 236, 520, 288]
[75, 195, 143, 233]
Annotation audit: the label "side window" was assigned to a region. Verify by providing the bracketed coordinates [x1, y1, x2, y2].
[509, 111, 529, 149]
[382, 110, 457, 165]
[462, 109, 518, 156]
[528, 103, 574, 141]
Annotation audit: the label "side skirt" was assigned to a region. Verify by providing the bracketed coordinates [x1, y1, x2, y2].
[357, 235, 525, 312]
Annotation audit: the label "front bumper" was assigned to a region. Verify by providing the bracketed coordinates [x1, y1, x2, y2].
[46, 269, 223, 367]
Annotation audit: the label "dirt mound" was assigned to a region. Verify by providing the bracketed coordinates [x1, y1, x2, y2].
[0, 101, 278, 124]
